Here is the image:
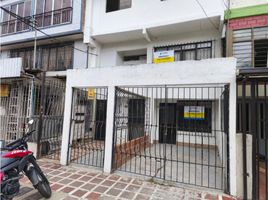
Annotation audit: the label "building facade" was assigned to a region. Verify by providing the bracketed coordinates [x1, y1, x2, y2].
[60, 0, 237, 197]
[225, 0, 268, 199]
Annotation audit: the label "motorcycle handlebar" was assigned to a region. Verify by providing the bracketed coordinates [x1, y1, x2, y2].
[4, 130, 36, 150]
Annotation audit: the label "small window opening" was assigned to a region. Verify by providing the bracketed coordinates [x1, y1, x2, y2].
[106, 0, 131, 12]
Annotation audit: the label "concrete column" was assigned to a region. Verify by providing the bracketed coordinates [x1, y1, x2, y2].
[103, 86, 115, 173]
[60, 84, 73, 166]
[229, 80, 237, 196]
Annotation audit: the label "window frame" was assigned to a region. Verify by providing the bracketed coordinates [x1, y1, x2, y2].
[154, 41, 213, 61]
[1, 0, 32, 35]
[10, 42, 74, 71]
[106, 0, 132, 13]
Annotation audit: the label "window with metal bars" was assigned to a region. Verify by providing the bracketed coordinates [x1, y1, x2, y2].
[154, 41, 213, 61]
[10, 43, 73, 71]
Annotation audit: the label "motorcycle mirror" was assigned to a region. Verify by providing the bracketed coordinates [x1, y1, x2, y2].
[28, 119, 34, 125]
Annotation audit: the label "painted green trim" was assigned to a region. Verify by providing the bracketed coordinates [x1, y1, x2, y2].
[225, 4, 268, 20]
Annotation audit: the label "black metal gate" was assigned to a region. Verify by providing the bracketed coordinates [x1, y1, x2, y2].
[0, 78, 65, 160]
[113, 85, 230, 191]
[68, 87, 107, 168]
[238, 77, 268, 200]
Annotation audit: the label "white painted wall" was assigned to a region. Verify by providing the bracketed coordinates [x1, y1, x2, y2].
[230, 0, 268, 8]
[236, 133, 252, 199]
[90, 0, 225, 36]
[0, 57, 22, 78]
[73, 40, 88, 69]
[98, 30, 221, 67]
[0, 0, 83, 45]
[60, 57, 237, 195]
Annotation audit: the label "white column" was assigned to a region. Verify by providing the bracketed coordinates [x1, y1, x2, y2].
[103, 86, 115, 173]
[229, 80, 237, 196]
[60, 84, 73, 166]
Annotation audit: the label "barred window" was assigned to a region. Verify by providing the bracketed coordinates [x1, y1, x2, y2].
[10, 43, 73, 71]
[154, 41, 213, 61]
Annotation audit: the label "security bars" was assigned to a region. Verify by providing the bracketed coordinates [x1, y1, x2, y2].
[112, 85, 229, 191]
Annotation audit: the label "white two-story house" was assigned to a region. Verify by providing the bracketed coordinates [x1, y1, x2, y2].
[59, 0, 238, 197]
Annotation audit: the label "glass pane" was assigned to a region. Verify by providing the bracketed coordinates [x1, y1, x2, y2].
[2, 6, 10, 21]
[42, 48, 49, 71]
[1, 6, 9, 34]
[119, 0, 131, 9]
[54, 0, 62, 10]
[183, 50, 195, 60]
[16, 3, 24, 32]
[45, 0, 53, 11]
[49, 47, 57, 70]
[62, 0, 71, 8]
[8, 5, 17, 33]
[197, 48, 211, 60]
[24, 1, 32, 16]
[36, 0, 44, 14]
[64, 45, 73, 69]
[57, 46, 65, 70]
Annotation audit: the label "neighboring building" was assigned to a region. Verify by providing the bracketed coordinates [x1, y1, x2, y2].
[225, 0, 268, 199]
[0, 0, 88, 158]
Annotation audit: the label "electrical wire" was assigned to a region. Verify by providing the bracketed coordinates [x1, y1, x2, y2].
[194, 0, 220, 32]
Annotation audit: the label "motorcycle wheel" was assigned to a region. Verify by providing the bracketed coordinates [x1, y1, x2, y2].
[36, 178, 51, 198]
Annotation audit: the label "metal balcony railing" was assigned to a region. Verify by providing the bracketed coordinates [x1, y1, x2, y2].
[34, 7, 72, 28]
[0, 7, 72, 35]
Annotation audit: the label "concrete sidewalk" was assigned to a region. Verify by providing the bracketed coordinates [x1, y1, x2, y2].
[15, 159, 237, 200]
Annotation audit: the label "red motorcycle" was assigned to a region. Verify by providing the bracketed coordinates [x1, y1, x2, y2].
[0, 120, 51, 200]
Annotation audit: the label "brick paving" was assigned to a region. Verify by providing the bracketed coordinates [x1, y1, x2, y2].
[15, 159, 237, 200]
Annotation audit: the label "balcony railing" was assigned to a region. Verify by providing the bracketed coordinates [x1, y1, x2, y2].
[1, 16, 31, 35]
[0, 7, 72, 35]
[34, 7, 72, 28]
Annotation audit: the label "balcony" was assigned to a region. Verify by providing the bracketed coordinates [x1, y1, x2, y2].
[34, 7, 72, 28]
[0, 58, 22, 78]
[0, 7, 72, 36]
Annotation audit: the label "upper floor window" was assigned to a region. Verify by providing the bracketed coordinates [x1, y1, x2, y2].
[154, 41, 213, 61]
[0, 0, 72, 35]
[1, 0, 32, 35]
[35, 0, 72, 27]
[254, 39, 268, 68]
[10, 43, 73, 71]
[106, 0, 131, 13]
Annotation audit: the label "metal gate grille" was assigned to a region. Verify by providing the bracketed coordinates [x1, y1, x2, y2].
[69, 87, 107, 168]
[238, 78, 268, 200]
[113, 85, 229, 191]
[0, 78, 65, 160]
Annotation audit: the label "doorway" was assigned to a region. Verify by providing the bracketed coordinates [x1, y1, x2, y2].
[159, 103, 176, 144]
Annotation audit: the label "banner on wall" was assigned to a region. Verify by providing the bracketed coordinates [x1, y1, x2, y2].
[153, 50, 175, 64]
[184, 106, 205, 120]
[0, 85, 9, 97]
[87, 88, 95, 99]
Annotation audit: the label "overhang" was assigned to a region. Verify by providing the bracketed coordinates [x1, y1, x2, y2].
[92, 16, 222, 44]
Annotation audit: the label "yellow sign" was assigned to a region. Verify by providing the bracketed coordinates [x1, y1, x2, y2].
[87, 88, 95, 99]
[0, 85, 9, 97]
[184, 106, 205, 120]
[153, 50, 175, 64]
